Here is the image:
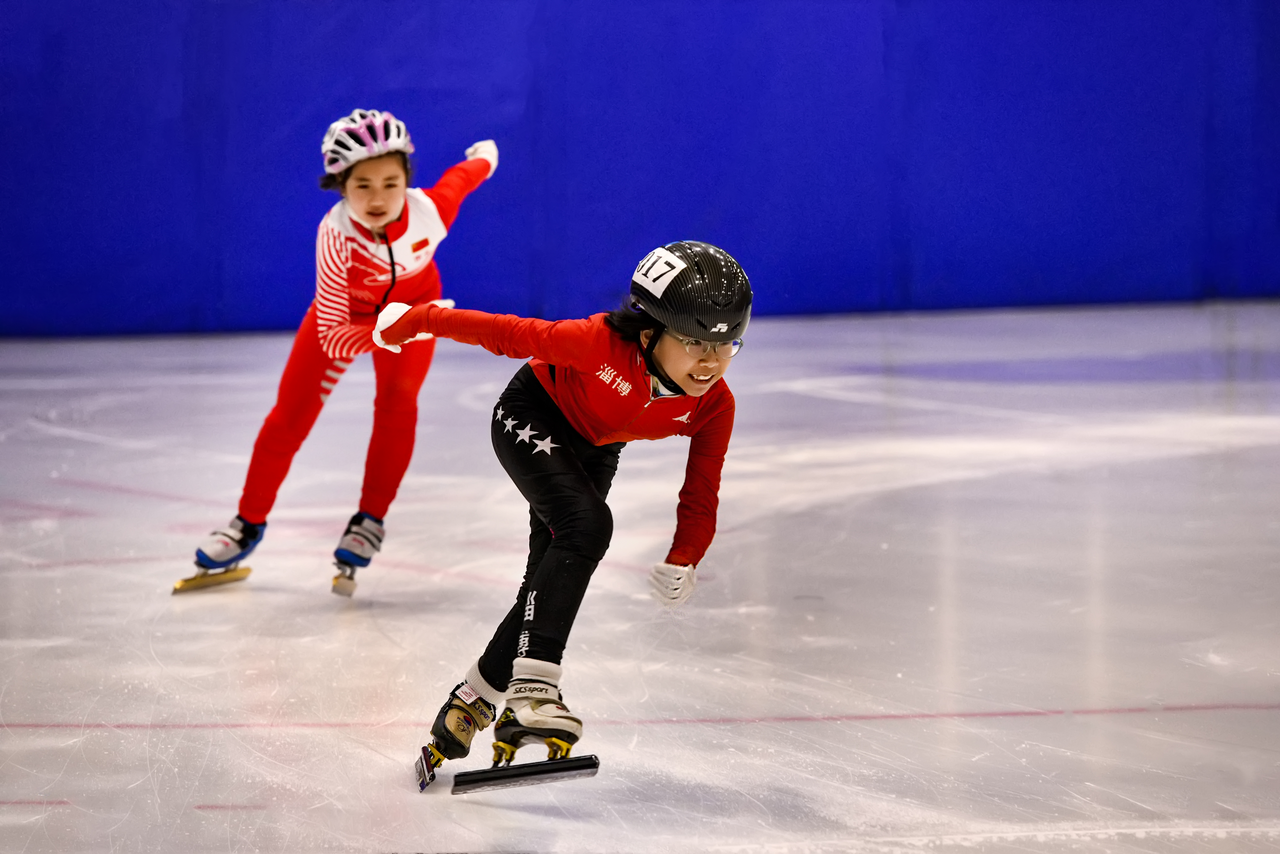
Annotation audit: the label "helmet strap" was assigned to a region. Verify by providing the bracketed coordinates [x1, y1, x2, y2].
[643, 328, 685, 396]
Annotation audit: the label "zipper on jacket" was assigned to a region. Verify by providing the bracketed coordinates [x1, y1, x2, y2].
[375, 232, 398, 312]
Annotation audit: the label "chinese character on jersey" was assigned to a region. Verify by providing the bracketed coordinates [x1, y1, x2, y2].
[612, 377, 632, 396]
[597, 365, 619, 385]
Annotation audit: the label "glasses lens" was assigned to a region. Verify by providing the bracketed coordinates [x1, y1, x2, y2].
[670, 332, 741, 358]
[713, 339, 743, 358]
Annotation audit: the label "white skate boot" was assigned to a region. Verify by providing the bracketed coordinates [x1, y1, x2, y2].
[439, 657, 598, 795]
[493, 658, 583, 761]
[175, 515, 266, 593]
[332, 512, 384, 596]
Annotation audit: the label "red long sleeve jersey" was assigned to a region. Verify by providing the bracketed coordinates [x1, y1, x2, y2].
[411, 306, 735, 567]
[314, 158, 490, 358]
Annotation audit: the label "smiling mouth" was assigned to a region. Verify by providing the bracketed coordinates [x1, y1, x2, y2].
[691, 374, 714, 382]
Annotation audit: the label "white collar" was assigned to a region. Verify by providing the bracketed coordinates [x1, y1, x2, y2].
[650, 375, 683, 398]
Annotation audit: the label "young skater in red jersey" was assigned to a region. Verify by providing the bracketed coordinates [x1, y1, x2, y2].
[373, 241, 752, 787]
[185, 109, 498, 596]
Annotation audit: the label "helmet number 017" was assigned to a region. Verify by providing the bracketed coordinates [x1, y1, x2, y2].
[633, 248, 688, 298]
[628, 240, 753, 344]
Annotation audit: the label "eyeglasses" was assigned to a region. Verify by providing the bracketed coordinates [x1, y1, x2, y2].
[665, 331, 743, 359]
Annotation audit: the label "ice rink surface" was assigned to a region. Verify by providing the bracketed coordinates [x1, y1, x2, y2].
[2, 302, 1279, 854]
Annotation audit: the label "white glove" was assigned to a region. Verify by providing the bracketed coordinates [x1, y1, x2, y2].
[650, 562, 696, 607]
[372, 299, 455, 352]
[465, 139, 498, 177]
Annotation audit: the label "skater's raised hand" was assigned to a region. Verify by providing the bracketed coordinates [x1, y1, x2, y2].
[465, 139, 498, 177]
[650, 562, 696, 607]
[374, 299, 455, 351]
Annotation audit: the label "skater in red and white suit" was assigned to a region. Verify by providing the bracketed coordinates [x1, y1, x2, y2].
[375, 241, 753, 784]
[192, 109, 497, 594]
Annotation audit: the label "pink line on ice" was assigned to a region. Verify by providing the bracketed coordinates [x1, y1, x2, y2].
[193, 804, 268, 811]
[4, 556, 176, 571]
[0, 800, 72, 806]
[3, 701, 1278, 731]
[0, 499, 94, 521]
[598, 701, 1280, 727]
[53, 477, 225, 507]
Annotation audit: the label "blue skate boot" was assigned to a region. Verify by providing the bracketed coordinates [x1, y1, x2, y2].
[174, 515, 265, 593]
[332, 512, 384, 597]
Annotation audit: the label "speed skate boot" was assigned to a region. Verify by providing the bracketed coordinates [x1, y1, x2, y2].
[331, 512, 384, 596]
[491, 658, 583, 766]
[415, 663, 503, 791]
[174, 516, 265, 593]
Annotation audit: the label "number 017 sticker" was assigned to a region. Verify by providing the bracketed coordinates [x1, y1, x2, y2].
[632, 247, 688, 298]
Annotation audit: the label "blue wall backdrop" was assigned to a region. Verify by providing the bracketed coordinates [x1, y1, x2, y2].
[4, 0, 1279, 336]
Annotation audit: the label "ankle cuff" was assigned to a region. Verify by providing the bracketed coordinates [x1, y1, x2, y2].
[464, 660, 506, 706]
[507, 680, 558, 702]
[511, 657, 562, 687]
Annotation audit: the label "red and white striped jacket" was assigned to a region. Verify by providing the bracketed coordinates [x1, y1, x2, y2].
[314, 158, 490, 358]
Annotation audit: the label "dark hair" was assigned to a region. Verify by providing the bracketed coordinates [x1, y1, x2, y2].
[318, 151, 414, 192]
[604, 297, 664, 343]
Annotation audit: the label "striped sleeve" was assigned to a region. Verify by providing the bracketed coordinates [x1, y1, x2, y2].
[313, 220, 374, 359]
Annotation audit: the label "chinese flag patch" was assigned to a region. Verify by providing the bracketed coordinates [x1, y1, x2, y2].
[412, 237, 432, 252]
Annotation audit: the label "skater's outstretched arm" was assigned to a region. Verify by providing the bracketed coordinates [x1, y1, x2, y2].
[375, 301, 610, 371]
[421, 142, 495, 228]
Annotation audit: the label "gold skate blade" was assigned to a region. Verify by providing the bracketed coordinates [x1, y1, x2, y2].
[491, 740, 517, 766]
[172, 566, 251, 594]
[451, 755, 599, 795]
[546, 737, 573, 760]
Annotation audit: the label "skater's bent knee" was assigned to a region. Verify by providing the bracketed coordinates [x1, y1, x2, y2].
[558, 504, 612, 561]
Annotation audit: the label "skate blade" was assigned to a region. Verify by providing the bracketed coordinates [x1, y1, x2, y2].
[173, 566, 251, 594]
[331, 574, 357, 597]
[416, 744, 445, 792]
[451, 755, 599, 795]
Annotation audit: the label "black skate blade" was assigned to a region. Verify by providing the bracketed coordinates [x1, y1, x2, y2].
[451, 755, 599, 795]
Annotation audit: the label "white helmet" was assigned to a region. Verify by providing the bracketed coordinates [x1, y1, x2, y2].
[321, 109, 414, 175]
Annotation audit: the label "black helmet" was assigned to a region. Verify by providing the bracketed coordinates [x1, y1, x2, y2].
[629, 241, 752, 343]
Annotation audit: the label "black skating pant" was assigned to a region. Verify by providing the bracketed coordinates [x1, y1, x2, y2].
[477, 364, 624, 690]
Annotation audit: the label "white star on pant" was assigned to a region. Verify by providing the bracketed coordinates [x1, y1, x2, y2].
[502, 417, 517, 433]
[533, 435, 559, 455]
[515, 424, 536, 444]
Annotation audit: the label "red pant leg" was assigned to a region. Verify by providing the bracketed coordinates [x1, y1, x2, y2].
[358, 335, 437, 520]
[238, 306, 352, 523]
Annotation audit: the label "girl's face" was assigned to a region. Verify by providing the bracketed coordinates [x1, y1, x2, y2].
[343, 154, 408, 232]
[641, 329, 732, 397]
